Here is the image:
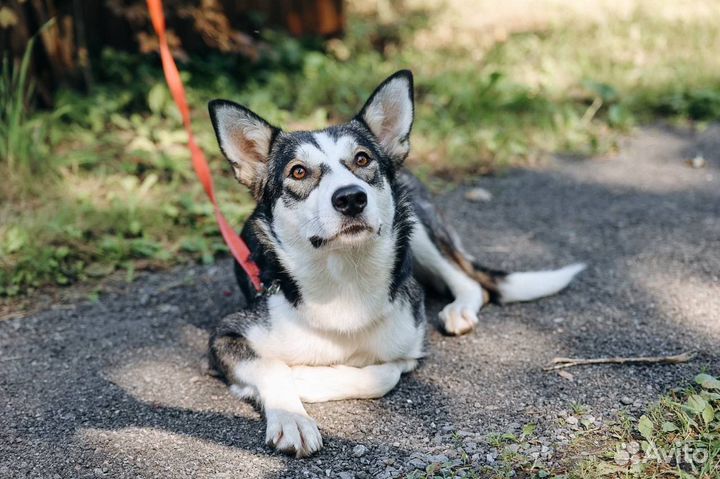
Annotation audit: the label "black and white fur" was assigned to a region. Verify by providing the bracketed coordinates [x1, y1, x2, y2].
[207, 71, 584, 457]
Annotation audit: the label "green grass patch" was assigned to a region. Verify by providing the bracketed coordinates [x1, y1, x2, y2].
[404, 372, 720, 478]
[3, 2, 720, 295]
[571, 372, 720, 478]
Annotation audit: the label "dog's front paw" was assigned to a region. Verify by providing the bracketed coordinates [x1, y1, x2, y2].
[265, 409, 323, 458]
[439, 302, 479, 335]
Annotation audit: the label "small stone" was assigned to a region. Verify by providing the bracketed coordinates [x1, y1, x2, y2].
[565, 416, 578, 425]
[352, 445, 367, 458]
[620, 396, 633, 405]
[157, 303, 179, 314]
[338, 472, 354, 479]
[614, 450, 630, 465]
[627, 441, 640, 454]
[689, 155, 706, 169]
[464, 187, 492, 202]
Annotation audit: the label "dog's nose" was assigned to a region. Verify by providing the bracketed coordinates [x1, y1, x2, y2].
[332, 185, 367, 217]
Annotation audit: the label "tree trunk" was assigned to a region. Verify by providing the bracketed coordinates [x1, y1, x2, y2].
[0, 0, 345, 105]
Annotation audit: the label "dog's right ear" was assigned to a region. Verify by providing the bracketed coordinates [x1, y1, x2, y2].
[208, 100, 280, 196]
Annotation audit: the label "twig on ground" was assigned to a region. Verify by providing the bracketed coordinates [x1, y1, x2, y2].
[544, 351, 696, 371]
[0, 356, 23, 362]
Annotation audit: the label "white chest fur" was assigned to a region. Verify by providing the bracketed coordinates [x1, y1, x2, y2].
[245, 292, 425, 367]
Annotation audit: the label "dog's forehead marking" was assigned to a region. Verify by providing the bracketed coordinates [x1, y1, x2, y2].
[295, 132, 355, 170]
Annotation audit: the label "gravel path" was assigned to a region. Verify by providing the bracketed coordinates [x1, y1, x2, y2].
[1, 125, 719, 478]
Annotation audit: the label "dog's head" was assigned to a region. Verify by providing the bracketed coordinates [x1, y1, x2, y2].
[209, 70, 414, 250]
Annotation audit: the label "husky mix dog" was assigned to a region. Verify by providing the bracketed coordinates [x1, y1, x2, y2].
[207, 70, 584, 457]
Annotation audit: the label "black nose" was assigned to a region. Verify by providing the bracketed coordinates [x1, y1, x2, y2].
[332, 185, 367, 217]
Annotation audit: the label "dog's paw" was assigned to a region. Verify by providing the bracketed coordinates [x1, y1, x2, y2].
[439, 302, 479, 335]
[265, 409, 323, 458]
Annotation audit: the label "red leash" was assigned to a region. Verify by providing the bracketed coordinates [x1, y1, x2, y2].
[147, 0, 263, 292]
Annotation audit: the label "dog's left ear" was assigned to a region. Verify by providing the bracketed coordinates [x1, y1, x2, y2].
[356, 70, 414, 165]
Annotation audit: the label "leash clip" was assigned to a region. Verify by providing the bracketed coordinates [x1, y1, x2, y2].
[264, 280, 281, 296]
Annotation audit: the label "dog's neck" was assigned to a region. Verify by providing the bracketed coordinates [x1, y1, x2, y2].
[275, 224, 400, 333]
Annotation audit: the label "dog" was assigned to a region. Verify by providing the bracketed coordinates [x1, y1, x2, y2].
[206, 70, 584, 457]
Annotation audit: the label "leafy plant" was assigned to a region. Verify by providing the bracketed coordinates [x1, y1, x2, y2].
[4, 1, 720, 295]
[574, 372, 720, 478]
[0, 22, 51, 176]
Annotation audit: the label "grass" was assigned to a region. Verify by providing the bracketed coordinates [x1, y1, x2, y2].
[0, 20, 54, 185]
[570, 372, 720, 478]
[3, 0, 720, 296]
[403, 372, 720, 478]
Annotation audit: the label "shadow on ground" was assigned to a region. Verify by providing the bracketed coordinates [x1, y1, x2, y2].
[1, 125, 718, 478]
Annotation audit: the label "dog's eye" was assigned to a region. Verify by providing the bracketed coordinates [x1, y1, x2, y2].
[290, 165, 307, 180]
[354, 152, 371, 167]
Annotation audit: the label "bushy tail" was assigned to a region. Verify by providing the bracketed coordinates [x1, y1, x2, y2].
[463, 260, 586, 304]
[495, 263, 586, 303]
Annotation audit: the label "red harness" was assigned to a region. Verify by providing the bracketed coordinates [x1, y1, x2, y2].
[147, 0, 263, 292]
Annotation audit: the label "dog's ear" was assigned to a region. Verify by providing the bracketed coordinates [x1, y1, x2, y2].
[356, 70, 414, 165]
[208, 100, 280, 195]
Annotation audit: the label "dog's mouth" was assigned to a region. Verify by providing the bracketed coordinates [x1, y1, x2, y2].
[309, 222, 377, 248]
[338, 223, 372, 237]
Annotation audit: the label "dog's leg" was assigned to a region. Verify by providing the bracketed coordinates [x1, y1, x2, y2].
[403, 170, 585, 335]
[210, 315, 323, 458]
[290, 359, 417, 403]
[411, 225, 485, 335]
[232, 358, 323, 457]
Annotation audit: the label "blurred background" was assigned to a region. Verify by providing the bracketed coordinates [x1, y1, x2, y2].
[1, 0, 719, 298]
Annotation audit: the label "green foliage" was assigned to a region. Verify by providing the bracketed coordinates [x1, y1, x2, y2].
[575, 372, 720, 478]
[4, 3, 720, 295]
[0, 24, 52, 176]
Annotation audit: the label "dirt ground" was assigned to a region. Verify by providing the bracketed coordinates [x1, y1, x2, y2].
[1, 125, 719, 478]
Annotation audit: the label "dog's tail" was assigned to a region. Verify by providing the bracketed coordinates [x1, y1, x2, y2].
[457, 257, 586, 304]
[493, 262, 586, 303]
